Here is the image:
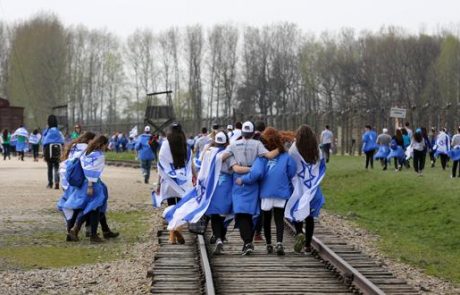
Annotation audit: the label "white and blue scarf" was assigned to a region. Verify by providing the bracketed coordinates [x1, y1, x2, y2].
[163, 146, 224, 230]
[152, 140, 193, 208]
[285, 144, 326, 222]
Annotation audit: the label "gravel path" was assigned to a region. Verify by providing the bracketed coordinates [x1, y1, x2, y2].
[0, 159, 160, 295]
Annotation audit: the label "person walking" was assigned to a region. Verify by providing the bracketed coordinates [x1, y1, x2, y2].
[154, 123, 193, 244]
[410, 129, 426, 176]
[13, 125, 29, 161]
[1, 129, 11, 160]
[450, 127, 460, 178]
[320, 125, 334, 163]
[42, 115, 65, 189]
[221, 121, 279, 255]
[29, 129, 42, 162]
[362, 125, 378, 169]
[375, 128, 392, 170]
[235, 127, 296, 256]
[135, 126, 155, 184]
[435, 128, 450, 170]
[285, 125, 326, 254]
[70, 124, 82, 140]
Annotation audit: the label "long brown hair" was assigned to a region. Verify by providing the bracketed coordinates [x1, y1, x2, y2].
[262, 127, 285, 153]
[62, 131, 96, 160]
[295, 125, 319, 164]
[85, 135, 108, 155]
[167, 123, 187, 169]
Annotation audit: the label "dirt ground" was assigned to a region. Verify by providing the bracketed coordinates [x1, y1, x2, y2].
[0, 158, 161, 295]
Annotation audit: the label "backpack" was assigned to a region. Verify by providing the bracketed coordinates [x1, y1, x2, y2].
[66, 158, 85, 187]
[44, 143, 62, 162]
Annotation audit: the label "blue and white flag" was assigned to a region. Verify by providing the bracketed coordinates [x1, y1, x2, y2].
[60, 143, 88, 191]
[13, 127, 28, 138]
[374, 145, 390, 160]
[435, 132, 450, 156]
[28, 133, 41, 144]
[152, 139, 193, 208]
[129, 126, 138, 138]
[80, 150, 105, 183]
[448, 146, 460, 161]
[163, 147, 223, 229]
[285, 144, 326, 222]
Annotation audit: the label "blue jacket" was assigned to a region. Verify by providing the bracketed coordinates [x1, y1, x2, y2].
[362, 130, 378, 152]
[135, 134, 154, 161]
[42, 127, 64, 145]
[241, 153, 296, 200]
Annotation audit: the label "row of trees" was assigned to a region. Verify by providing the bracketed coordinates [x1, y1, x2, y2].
[1, 14, 460, 134]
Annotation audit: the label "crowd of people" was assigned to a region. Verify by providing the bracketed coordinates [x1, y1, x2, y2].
[156, 121, 326, 256]
[362, 122, 460, 178]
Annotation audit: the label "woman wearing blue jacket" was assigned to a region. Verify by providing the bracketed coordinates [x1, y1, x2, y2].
[135, 126, 155, 184]
[362, 125, 378, 169]
[236, 127, 296, 255]
[42, 115, 65, 189]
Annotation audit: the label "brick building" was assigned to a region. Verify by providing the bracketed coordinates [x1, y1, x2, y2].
[0, 97, 24, 131]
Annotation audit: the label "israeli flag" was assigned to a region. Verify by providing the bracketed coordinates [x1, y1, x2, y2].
[129, 126, 138, 138]
[285, 144, 326, 222]
[13, 127, 29, 138]
[152, 140, 193, 208]
[435, 132, 450, 157]
[80, 150, 105, 183]
[448, 146, 460, 161]
[164, 147, 223, 230]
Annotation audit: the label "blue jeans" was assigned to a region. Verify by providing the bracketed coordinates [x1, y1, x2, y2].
[141, 160, 152, 182]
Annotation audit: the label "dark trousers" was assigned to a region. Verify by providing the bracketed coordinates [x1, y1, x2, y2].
[322, 143, 331, 163]
[294, 216, 315, 247]
[210, 215, 226, 240]
[262, 208, 285, 244]
[365, 151, 374, 169]
[236, 213, 253, 245]
[167, 197, 180, 206]
[413, 150, 426, 173]
[32, 144, 39, 159]
[47, 161, 59, 185]
[429, 151, 436, 166]
[452, 160, 460, 177]
[141, 159, 152, 182]
[440, 154, 449, 170]
[254, 214, 263, 235]
[18, 151, 24, 161]
[2, 144, 10, 160]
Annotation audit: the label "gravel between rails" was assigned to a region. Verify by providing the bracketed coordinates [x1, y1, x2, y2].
[320, 211, 460, 295]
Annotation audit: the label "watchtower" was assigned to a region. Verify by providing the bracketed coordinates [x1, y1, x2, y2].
[144, 91, 175, 134]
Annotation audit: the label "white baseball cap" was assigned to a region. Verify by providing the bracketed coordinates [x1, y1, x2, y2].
[382, 128, 388, 133]
[227, 124, 233, 130]
[215, 132, 227, 144]
[144, 126, 151, 132]
[242, 121, 254, 135]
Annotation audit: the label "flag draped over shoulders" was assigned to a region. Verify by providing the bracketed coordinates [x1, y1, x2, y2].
[152, 139, 192, 208]
[285, 144, 326, 222]
[164, 146, 224, 230]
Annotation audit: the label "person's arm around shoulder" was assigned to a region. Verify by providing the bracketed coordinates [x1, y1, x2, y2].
[237, 157, 266, 185]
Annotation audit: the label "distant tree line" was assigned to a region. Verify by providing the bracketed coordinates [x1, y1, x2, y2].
[0, 13, 459, 133]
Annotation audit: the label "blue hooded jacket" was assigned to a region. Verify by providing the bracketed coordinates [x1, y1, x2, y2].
[240, 153, 297, 200]
[135, 134, 154, 161]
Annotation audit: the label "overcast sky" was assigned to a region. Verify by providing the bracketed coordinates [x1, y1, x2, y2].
[0, 0, 459, 37]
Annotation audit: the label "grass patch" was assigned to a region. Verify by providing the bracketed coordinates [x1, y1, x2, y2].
[105, 151, 137, 161]
[0, 210, 150, 270]
[323, 156, 460, 284]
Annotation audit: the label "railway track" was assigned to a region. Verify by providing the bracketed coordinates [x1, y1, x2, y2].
[106, 159, 141, 168]
[150, 219, 419, 295]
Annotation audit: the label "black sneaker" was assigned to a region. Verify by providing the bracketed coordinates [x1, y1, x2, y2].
[103, 231, 120, 239]
[242, 243, 254, 256]
[209, 235, 217, 244]
[276, 243, 285, 256]
[90, 234, 105, 243]
[266, 244, 273, 254]
[213, 240, 224, 255]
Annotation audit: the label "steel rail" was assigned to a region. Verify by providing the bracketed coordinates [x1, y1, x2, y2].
[197, 234, 215, 295]
[285, 220, 385, 295]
